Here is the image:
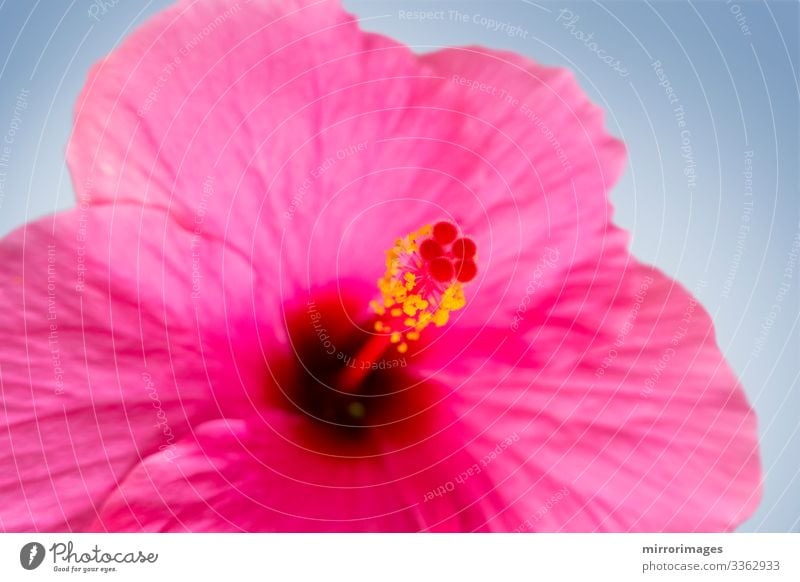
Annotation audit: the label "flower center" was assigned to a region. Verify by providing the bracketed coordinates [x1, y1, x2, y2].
[369, 221, 478, 354]
[273, 221, 477, 432]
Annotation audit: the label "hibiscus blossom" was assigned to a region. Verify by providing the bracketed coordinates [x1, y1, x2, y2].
[0, 0, 760, 532]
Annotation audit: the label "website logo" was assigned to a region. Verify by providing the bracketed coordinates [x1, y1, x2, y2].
[20, 542, 46, 570]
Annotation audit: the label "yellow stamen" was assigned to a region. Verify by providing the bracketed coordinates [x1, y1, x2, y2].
[369, 223, 474, 352]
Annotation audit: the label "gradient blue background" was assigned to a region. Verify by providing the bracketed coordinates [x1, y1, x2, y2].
[0, 0, 797, 531]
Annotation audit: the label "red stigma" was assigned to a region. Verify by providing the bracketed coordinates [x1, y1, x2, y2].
[455, 259, 477, 282]
[433, 221, 458, 245]
[452, 237, 477, 259]
[417, 223, 479, 284]
[419, 238, 443, 260]
[429, 257, 455, 282]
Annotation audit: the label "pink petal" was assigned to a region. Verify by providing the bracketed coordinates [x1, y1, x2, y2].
[92, 412, 506, 532]
[68, 0, 447, 288]
[415, 47, 627, 329]
[419, 233, 761, 531]
[0, 208, 263, 531]
[67, 2, 625, 298]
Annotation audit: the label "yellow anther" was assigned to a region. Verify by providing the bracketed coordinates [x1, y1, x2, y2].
[402, 302, 418, 317]
[432, 309, 450, 327]
[392, 285, 407, 303]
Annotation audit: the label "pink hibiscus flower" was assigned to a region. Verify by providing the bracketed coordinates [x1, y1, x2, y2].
[0, 0, 760, 532]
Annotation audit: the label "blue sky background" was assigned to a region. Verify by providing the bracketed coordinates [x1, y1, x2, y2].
[0, 0, 797, 531]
